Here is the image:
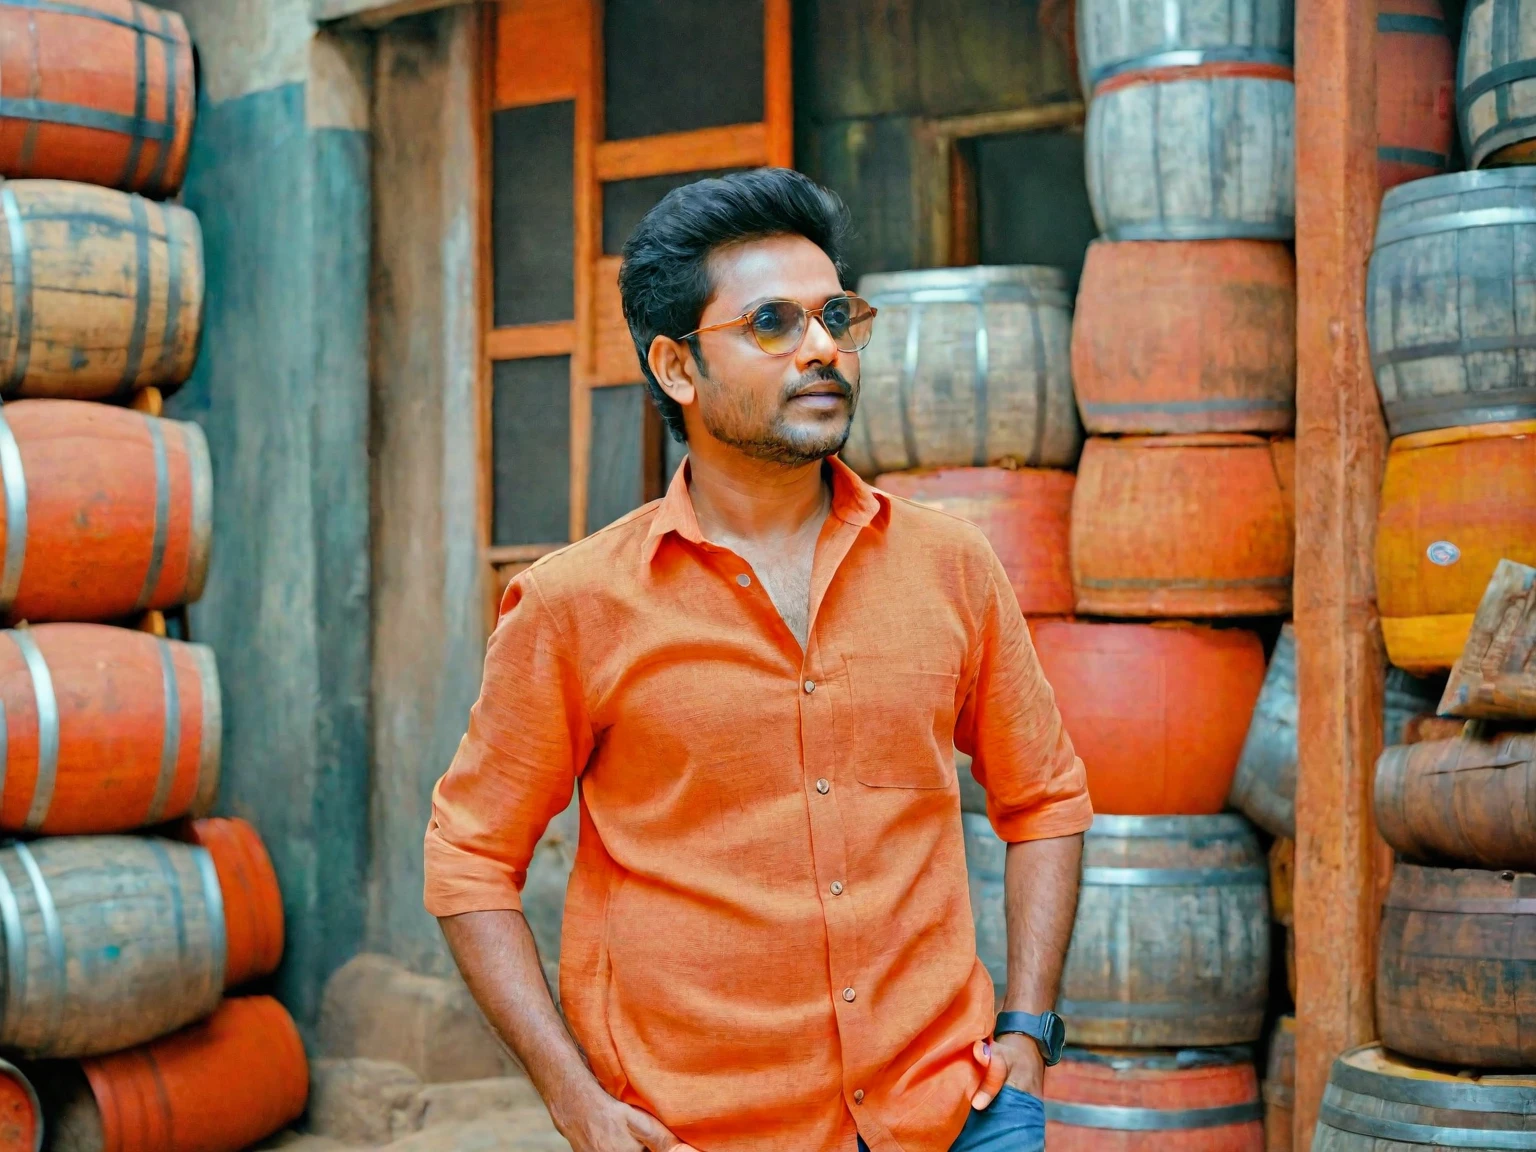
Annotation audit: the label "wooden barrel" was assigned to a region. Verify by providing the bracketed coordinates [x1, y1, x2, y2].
[1071, 240, 1295, 435]
[842, 266, 1082, 476]
[1075, 0, 1292, 93]
[1043, 1046, 1265, 1152]
[1228, 624, 1441, 837]
[1085, 64, 1295, 242]
[0, 623, 218, 835]
[38, 996, 307, 1152]
[0, 399, 212, 623]
[1377, 730, 1536, 870]
[1314, 1044, 1536, 1149]
[1367, 171, 1536, 436]
[1263, 1016, 1295, 1152]
[1403, 713, 1466, 743]
[0, 1059, 40, 1152]
[1057, 814, 1270, 1046]
[0, 1, 195, 197]
[1459, 0, 1536, 168]
[1376, 420, 1536, 674]
[0, 181, 203, 401]
[1377, 0, 1456, 190]
[1070, 435, 1294, 617]
[1030, 620, 1266, 814]
[182, 817, 284, 989]
[1377, 862, 1536, 1067]
[875, 468, 1074, 615]
[0, 835, 224, 1057]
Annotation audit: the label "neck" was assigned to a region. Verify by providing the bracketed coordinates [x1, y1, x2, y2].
[685, 437, 831, 543]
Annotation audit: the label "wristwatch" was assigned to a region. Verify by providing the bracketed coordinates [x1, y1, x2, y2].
[995, 1010, 1067, 1066]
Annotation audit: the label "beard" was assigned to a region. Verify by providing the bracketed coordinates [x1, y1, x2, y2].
[697, 366, 859, 466]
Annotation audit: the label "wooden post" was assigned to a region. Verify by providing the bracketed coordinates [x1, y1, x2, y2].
[1293, 0, 1386, 1144]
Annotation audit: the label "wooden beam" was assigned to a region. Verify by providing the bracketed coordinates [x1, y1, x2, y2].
[570, 0, 600, 543]
[930, 101, 1086, 141]
[486, 321, 576, 361]
[315, 0, 470, 28]
[1293, 0, 1386, 1145]
[594, 123, 770, 183]
[764, 0, 794, 166]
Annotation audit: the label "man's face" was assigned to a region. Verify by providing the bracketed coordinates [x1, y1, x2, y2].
[684, 234, 861, 466]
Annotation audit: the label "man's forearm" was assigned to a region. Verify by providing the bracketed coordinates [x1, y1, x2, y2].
[1002, 832, 1083, 1011]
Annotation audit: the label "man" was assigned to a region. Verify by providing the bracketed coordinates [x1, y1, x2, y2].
[425, 168, 1091, 1152]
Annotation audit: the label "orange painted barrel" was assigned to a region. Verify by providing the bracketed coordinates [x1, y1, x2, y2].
[0, 399, 211, 623]
[1044, 1046, 1264, 1152]
[875, 468, 1074, 615]
[1071, 240, 1295, 435]
[1376, 0, 1455, 190]
[1376, 420, 1536, 674]
[1030, 620, 1266, 814]
[0, 1059, 39, 1152]
[182, 818, 284, 989]
[0, 0, 195, 197]
[0, 623, 218, 834]
[1071, 435, 1295, 617]
[76, 997, 307, 1152]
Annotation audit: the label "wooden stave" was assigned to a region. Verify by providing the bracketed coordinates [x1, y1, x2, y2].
[1075, 0, 1293, 92]
[1377, 0, 1457, 190]
[844, 266, 1082, 476]
[0, 836, 225, 1058]
[0, 181, 204, 401]
[1228, 623, 1440, 837]
[1458, 0, 1536, 170]
[1376, 862, 1536, 1068]
[0, 0, 196, 197]
[182, 818, 284, 990]
[1070, 239, 1297, 436]
[1085, 65, 1296, 243]
[1367, 169, 1536, 436]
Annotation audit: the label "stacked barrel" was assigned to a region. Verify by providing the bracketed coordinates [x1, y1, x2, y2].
[0, 3, 306, 1150]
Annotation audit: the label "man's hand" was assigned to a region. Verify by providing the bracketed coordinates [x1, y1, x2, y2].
[552, 1082, 693, 1152]
[969, 1033, 1044, 1110]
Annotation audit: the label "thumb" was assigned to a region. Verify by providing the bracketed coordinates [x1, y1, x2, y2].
[626, 1105, 690, 1151]
[970, 1038, 1009, 1110]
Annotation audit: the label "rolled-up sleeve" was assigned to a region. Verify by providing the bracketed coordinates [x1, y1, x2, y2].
[424, 573, 592, 918]
[955, 553, 1093, 843]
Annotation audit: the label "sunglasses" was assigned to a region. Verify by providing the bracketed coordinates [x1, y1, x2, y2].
[682, 294, 878, 357]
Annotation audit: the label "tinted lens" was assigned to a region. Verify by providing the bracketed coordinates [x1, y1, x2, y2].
[749, 301, 807, 355]
[826, 295, 875, 352]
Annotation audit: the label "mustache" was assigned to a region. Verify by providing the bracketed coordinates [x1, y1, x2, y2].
[784, 367, 855, 401]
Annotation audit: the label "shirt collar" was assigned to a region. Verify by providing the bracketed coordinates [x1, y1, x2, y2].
[642, 454, 887, 564]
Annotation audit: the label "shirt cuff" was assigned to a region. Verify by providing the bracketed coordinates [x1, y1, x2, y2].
[989, 788, 1095, 844]
[423, 827, 528, 918]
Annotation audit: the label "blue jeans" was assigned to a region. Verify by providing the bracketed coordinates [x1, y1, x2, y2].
[857, 1087, 1047, 1151]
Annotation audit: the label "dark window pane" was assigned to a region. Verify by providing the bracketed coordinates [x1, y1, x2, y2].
[493, 357, 571, 545]
[602, 168, 739, 255]
[587, 384, 647, 533]
[603, 0, 763, 140]
[492, 101, 575, 326]
[971, 130, 1097, 290]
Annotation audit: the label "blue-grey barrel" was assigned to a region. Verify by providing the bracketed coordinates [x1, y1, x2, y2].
[1458, 0, 1536, 169]
[1076, 0, 1294, 93]
[1367, 169, 1536, 436]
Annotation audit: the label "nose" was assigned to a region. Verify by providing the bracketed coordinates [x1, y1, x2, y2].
[799, 309, 840, 366]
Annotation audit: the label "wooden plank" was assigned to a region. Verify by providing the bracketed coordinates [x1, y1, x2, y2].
[933, 101, 1085, 140]
[595, 123, 770, 183]
[764, 0, 794, 165]
[1440, 560, 1536, 721]
[915, 0, 1080, 118]
[794, 0, 920, 122]
[1292, 0, 1385, 1145]
[590, 254, 644, 386]
[494, 0, 585, 109]
[487, 321, 576, 360]
[570, 0, 599, 542]
[477, 6, 497, 641]
[491, 100, 576, 326]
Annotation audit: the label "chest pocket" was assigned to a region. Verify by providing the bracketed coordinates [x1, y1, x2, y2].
[848, 661, 960, 789]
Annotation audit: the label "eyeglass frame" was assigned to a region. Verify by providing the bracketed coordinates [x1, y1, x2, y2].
[679, 294, 879, 357]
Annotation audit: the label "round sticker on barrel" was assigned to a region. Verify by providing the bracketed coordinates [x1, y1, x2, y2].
[1426, 541, 1460, 566]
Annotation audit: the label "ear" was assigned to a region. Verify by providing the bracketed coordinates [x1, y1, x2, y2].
[647, 335, 700, 407]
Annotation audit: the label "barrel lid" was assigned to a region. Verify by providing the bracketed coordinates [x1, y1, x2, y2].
[1062, 1045, 1254, 1070]
[1389, 419, 1536, 454]
[1380, 167, 1536, 214]
[857, 265, 1069, 302]
[1333, 1044, 1536, 1107]
[1089, 813, 1256, 839]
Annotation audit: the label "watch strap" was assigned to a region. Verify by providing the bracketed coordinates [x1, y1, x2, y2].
[994, 1011, 1045, 1040]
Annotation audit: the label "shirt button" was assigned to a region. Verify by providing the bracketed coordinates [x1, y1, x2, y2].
[803, 679, 816, 694]
[843, 987, 856, 1002]
[816, 779, 830, 794]
[736, 573, 751, 587]
[854, 1089, 865, 1104]
[830, 881, 844, 895]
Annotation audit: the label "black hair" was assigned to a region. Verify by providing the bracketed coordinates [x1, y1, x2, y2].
[617, 168, 852, 443]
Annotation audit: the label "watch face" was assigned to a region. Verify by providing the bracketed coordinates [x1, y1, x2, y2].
[1042, 1011, 1067, 1060]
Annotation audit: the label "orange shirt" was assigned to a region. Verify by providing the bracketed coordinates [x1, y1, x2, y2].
[424, 457, 1091, 1152]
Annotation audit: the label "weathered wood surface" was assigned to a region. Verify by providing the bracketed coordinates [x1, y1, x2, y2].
[1292, 0, 1386, 1136]
[1086, 64, 1296, 241]
[1375, 0, 1455, 191]
[1376, 420, 1536, 674]
[1366, 170, 1536, 437]
[1442, 559, 1536, 720]
[1043, 1047, 1266, 1151]
[1071, 238, 1296, 435]
[0, 400, 211, 624]
[1314, 1044, 1536, 1151]
[182, 817, 285, 990]
[1263, 1015, 1295, 1152]
[1377, 862, 1536, 1068]
[1070, 434, 1295, 617]
[1458, 0, 1536, 167]
[1043, 815, 1269, 1046]
[0, 836, 224, 1057]
[844, 266, 1081, 475]
[1229, 623, 1439, 837]
[1077, 0, 1293, 91]
[1403, 713, 1466, 742]
[1376, 729, 1536, 869]
[0, 624, 218, 835]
